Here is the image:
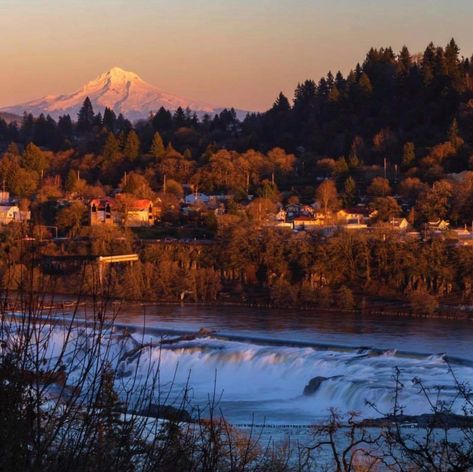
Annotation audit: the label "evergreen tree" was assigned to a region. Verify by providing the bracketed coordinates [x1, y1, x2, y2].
[422, 42, 436, 86]
[150, 132, 165, 159]
[58, 115, 73, 136]
[173, 107, 186, 128]
[358, 73, 373, 96]
[94, 112, 103, 127]
[271, 93, 291, 112]
[402, 142, 416, 168]
[445, 38, 460, 75]
[20, 113, 35, 142]
[152, 107, 173, 131]
[65, 169, 79, 192]
[102, 132, 120, 161]
[77, 97, 95, 132]
[398, 46, 412, 75]
[103, 107, 117, 131]
[123, 130, 140, 161]
[448, 118, 461, 148]
[343, 176, 357, 206]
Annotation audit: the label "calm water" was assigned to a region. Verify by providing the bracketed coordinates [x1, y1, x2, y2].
[115, 304, 473, 360]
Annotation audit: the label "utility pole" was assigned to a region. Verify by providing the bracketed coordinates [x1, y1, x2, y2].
[163, 174, 167, 194]
[383, 157, 387, 179]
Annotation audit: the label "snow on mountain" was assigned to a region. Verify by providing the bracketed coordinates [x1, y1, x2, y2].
[0, 67, 242, 121]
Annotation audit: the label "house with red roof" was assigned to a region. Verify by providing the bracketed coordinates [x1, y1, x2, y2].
[89, 195, 154, 227]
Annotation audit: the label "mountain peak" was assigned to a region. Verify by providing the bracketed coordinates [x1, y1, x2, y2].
[0, 68, 246, 121]
[92, 67, 142, 85]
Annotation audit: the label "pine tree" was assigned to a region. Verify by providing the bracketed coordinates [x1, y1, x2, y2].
[102, 132, 120, 161]
[65, 169, 78, 192]
[150, 132, 165, 159]
[448, 118, 461, 148]
[398, 46, 412, 75]
[103, 107, 117, 131]
[58, 115, 73, 136]
[152, 107, 173, 131]
[328, 85, 341, 102]
[173, 107, 186, 128]
[422, 42, 436, 86]
[343, 176, 356, 206]
[402, 142, 416, 168]
[445, 38, 460, 75]
[358, 73, 373, 96]
[123, 130, 140, 161]
[77, 97, 95, 132]
[272, 93, 290, 112]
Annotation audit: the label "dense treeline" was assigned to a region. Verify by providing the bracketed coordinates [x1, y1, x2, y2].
[1, 39, 473, 188]
[2, 226, 472, 314]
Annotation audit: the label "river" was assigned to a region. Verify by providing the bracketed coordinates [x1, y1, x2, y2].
[88, 304, 473, 426]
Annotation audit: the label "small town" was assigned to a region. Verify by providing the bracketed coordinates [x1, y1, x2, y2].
[2, 1, 473, 470]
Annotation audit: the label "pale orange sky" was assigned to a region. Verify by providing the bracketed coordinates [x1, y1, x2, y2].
[0, 0, 472, 111]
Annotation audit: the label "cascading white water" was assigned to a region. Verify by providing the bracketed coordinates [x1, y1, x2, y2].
[125, 334, 473, 425]
[14, 317, 473, 427]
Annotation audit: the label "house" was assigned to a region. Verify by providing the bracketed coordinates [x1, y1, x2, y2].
[285, 203, 301, 218]
[185, 193, 210, 205]
[428, 219, 450, 231]
[293, 216, 324, 230]
[337, 207, 377, 225]
[89, 197, 119, 226]
[90, 196, 155, 227]
[0, 204, 22, 224]
[124, 199, 154, 227]
[275, 209, 287, 221]
[0, 191, 30, 224]
[300, 205, 315, 217]
[389, 217, 409, 231]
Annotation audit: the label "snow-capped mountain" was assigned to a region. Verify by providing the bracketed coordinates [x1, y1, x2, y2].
[1, 67, 243, 121]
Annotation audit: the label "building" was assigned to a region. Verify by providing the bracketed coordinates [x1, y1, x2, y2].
[124, 199, 154, 227]
[0, 191, 30, 224]
[90, 196, 155, 227]
[0, 204, 21, 224]
[184, 193, 210, 205]
[89, 197, 119, 226]
[293, 216, 324, 230]
[337, 207, 377, 224]
[389, 217, 409, 231]
[428, 219, 450, 231]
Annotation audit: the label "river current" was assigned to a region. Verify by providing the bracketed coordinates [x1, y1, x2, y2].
[99, 304, 473, 426]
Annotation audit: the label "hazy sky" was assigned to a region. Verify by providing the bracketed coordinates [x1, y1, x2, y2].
[0, 0, 472, 111]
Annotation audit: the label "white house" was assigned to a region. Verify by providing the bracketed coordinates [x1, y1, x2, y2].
[0, 204, 22, 224]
